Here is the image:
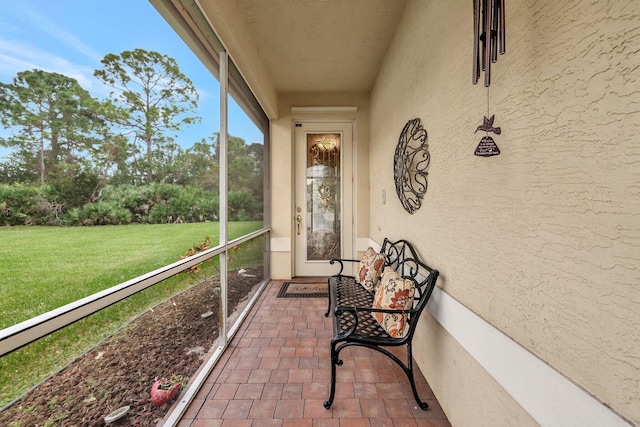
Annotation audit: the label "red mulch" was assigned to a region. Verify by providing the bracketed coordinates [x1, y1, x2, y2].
[0, 268, 263, 426]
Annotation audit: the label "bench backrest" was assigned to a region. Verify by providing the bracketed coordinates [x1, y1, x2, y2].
[380, 238, 440, 337]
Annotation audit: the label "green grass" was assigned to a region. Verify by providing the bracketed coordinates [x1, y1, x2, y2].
[0, 222, 263, 407]
[0, 222, 262, 328]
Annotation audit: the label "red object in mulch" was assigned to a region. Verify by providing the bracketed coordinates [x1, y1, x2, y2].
[150, 380, 182, 406]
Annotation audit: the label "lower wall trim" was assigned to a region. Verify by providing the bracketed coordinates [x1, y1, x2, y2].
[426, 287, 632, 427]
[357, 237, 371, 252]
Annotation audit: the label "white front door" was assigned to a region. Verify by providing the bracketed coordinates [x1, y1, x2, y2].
[294, 122, 354, 276]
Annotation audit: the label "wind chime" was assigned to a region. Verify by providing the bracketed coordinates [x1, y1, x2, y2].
[473, 0, 505, 157]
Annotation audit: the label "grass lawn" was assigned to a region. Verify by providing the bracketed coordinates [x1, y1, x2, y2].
[0, 221, 263, 407]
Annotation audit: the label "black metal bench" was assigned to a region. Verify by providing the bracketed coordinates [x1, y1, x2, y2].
[323, 238, 439, 410]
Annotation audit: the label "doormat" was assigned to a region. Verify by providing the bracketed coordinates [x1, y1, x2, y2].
[277, 281, 328, 298]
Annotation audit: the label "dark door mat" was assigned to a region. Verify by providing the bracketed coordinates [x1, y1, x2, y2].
[277, 281, 328, 298]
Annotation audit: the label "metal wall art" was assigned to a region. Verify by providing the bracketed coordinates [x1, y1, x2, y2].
[473, 0, 505, 87]
[394, 118, 430, 214]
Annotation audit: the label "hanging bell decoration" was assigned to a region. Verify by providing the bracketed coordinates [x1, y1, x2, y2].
[474, 114, 501, 157]
[474, 135, 500, 157]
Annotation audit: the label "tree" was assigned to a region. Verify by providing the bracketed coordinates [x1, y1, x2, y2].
[94, 49, 200, 183]
[92, 133, 133, 185]
[221, 133, 263, 198]
[211, 133, 264, 220]
[0, 149, 39, 184]
[0, 69, 109, 184]
[178, 137, 219, 189]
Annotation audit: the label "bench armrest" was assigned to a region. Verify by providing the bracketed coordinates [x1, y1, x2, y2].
[329, 258, 360, 276]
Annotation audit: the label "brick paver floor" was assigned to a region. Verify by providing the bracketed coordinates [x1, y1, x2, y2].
[176, 280, 451, 427]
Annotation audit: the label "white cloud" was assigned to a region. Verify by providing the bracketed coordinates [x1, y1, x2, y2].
[0, 38, 108, 96]
[0, 2, 107, 96]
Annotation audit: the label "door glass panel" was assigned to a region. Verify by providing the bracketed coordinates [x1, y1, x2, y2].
[306, 133, 341, 260]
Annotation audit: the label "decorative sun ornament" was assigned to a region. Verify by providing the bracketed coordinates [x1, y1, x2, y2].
[393, 118, 431, 214]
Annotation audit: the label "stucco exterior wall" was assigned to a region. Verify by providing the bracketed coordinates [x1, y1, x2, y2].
[370, 0, 639, 425]
[270, 93, 371, 279]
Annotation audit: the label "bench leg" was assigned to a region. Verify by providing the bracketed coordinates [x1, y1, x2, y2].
[323, 339, 343, 409]
[406, 343, 429, 410]
[324, 340, 428, 411]
[324, 278, 331, 317]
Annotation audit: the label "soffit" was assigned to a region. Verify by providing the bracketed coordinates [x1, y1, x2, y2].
[233, 0, 407, 94]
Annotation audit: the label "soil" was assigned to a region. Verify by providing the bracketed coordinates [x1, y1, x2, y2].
[0, 267, 263, 427]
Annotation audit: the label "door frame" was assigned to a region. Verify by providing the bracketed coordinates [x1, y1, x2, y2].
[293, 121, 355, 277]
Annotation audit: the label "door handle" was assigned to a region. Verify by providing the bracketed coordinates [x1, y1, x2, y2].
[296, 214, 302, 235]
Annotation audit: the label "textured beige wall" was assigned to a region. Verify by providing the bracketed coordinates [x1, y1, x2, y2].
[270, 93, 371, 279]
[269, 111, 294, 279]
[371, 0, 639, 425]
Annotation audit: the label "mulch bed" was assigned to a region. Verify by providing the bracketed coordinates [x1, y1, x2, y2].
[0, 267, 263, 427]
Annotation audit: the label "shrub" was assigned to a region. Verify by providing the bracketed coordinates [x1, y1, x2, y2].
[101, 184, 152, 223]
[228, 191, 260, 221]
[68, 201, 132, 225]
[0, 183, 41, 226]
[135, 184, 219, 224]
[64, 207, 82, 226]
[49, 170, 101, 209]
[30, 194, 65, 226]
[2, 182, 226, 226]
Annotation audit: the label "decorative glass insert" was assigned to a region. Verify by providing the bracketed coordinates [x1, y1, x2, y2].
[306, 133, 341, 260]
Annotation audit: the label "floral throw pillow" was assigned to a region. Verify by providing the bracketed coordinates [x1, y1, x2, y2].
[355, 247, 386, 291]
[372, 267, 416, 338]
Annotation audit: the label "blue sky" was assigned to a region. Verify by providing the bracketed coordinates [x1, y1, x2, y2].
[0, 0, 263, 160]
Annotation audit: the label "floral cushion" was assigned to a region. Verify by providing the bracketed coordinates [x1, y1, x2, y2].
[372, 267, 415, 338]
[355, 247, 386, 291]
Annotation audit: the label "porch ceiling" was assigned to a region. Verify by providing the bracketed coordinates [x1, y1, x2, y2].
[233, 0, 407, 93]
